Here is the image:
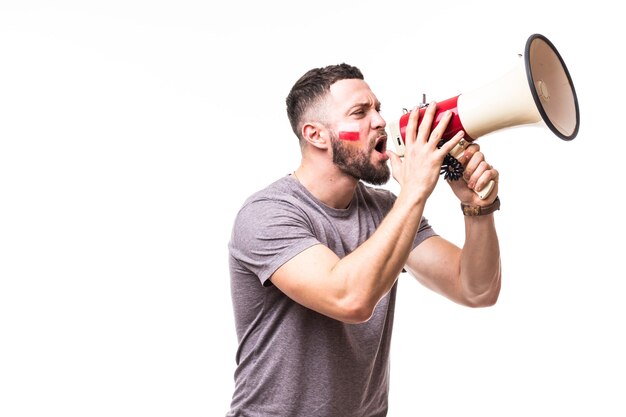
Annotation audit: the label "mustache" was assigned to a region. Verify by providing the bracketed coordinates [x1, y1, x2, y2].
[370, 131, 387, 149]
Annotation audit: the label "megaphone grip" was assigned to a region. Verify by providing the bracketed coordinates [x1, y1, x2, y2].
[446, 138, 496, 200]
[475, 180, 496, 200]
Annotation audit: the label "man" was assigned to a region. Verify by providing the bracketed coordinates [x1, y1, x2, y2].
[227, 63, 501, 416]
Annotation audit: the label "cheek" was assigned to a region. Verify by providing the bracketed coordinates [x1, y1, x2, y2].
[338, 131, 360, 141]
[337, 122, 361, 142]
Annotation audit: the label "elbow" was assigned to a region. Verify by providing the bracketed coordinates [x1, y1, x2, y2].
[462, 273, 501, 308]
[466, 290, 500, 308]
[328, 272, 381, 324]
[335, 296, 377, 324]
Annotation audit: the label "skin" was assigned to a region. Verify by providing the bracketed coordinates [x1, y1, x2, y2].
[271, 78, 501, 324]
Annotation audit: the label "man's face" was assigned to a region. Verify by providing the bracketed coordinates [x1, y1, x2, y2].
[325, 79, 390, 185]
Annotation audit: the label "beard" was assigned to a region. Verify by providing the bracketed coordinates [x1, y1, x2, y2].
[330, 131, 390, 186]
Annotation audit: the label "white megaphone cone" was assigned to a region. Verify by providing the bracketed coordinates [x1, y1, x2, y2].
[388, 33, 580, 199]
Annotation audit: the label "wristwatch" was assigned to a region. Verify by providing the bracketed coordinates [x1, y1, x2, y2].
[461, 196, 501, 216]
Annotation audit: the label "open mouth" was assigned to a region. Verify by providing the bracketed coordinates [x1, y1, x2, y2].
[374, 135, 387, 154]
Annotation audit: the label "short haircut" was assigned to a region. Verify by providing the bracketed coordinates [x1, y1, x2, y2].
[286, 63, 364, 141]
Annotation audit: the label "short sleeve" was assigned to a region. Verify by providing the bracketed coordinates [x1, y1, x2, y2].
[381, 189, 437, 250]
[413, 216, 438, 250]
[229, 198, 321, 286]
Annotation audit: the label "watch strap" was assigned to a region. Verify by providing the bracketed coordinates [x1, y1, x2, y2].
[461, 196, 500, 216]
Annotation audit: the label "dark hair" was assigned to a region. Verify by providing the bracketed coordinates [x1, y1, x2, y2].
[286, 63, 364, 140]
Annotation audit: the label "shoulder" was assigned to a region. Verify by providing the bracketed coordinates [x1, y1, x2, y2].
[236, 176, 308, 218]
[229, 176, 321, 281]
[231, 176, 313, 239]
[242, 175, 298, 203]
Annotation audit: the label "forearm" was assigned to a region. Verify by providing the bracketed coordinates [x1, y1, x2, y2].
[459, 214, 501, 306]
[331, 193, 426, 316]
[270, 190, 430, 324]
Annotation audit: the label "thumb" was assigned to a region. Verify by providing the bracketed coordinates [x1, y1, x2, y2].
[386, 150, 402, 175]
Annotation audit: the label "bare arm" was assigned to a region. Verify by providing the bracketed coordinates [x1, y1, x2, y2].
[271, 193, 426, 323]
[271, 104, 464, 323]
[406, 215, 501, 307]
[406, 139, 502, 307]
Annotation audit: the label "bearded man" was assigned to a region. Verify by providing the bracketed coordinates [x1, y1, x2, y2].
[226, 63, 502, 417]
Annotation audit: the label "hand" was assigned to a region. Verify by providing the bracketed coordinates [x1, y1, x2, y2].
[387, 101, 465, 203]
[448, 142, 500, 205]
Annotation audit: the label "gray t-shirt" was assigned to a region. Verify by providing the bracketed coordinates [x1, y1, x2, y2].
[227, 175, 436, 417]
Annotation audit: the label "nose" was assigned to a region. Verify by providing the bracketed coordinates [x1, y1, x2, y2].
[372, 110, 386, 130]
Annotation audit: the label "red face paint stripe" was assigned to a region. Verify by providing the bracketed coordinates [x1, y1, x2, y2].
[338, 131, 360, 141]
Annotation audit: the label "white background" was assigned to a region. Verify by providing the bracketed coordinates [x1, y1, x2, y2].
[1, 1, 624, 416]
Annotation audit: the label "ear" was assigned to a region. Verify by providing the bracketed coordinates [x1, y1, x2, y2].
[302, 122, 330, 150]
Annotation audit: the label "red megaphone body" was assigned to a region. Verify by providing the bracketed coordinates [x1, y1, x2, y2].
[388, 33, 579, 155]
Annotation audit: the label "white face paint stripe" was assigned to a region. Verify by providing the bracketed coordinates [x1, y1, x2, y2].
[337, 122, 360, 141]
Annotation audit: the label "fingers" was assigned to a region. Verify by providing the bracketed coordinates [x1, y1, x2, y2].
[404, 105, 421, 145]
[386, 150, 402, 175]
[416, 102, 437, 144]
[462, 145, 499, 192]
[405, 101, 442, 147]
[402, 100, 469, 168]
[460, 143, 480, 162]
[439, 129, 465, 155]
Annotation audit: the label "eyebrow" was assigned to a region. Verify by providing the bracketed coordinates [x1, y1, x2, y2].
[348, 100, 382, 112]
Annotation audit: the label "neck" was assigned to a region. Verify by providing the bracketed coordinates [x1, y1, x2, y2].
[293, 162, 358, 210]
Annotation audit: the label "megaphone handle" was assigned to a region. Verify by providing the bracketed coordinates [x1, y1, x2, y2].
[448, 139, 496, 200]
[473, 179, 496, 200]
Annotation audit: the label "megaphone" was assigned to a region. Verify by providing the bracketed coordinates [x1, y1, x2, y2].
[388, 33, 580, 199]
